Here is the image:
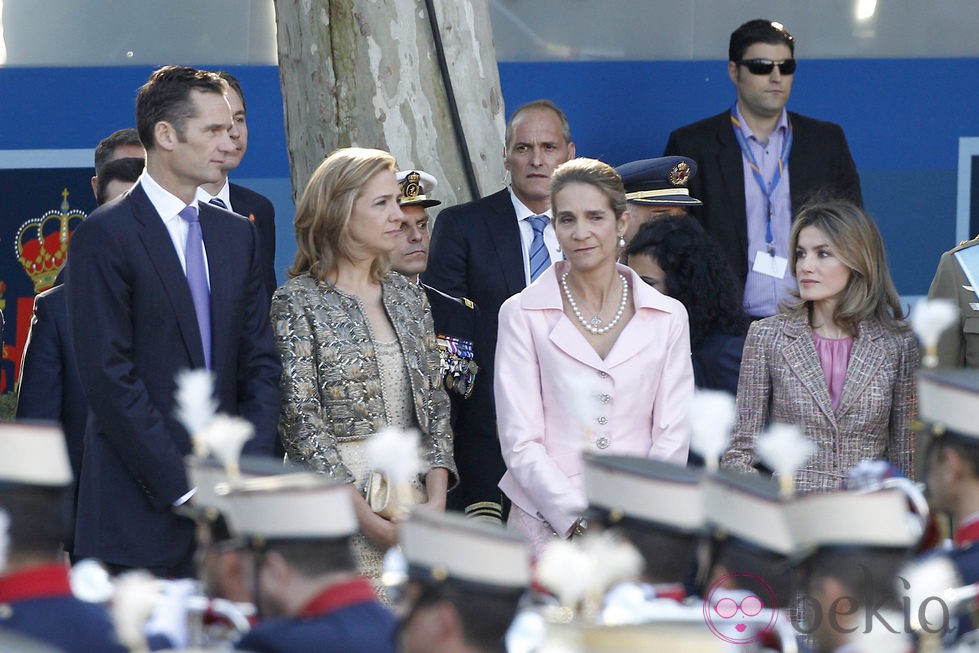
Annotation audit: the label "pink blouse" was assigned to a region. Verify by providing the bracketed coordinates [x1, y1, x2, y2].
[811, 331, 854, 412]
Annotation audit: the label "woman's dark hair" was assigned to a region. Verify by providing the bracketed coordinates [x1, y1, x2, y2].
[624, 216, 748, 347]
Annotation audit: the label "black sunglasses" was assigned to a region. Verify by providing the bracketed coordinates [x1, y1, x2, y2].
[737, 58, 797, 75]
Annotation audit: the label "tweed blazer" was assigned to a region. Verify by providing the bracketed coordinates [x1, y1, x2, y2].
[723, 313, 917, 493]
[271, 272, 456, 485]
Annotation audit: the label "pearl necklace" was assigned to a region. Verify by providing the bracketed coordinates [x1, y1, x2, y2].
[561, 271, 629, 335]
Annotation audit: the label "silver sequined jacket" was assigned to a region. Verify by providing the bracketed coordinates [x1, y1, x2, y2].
[271, 272, 457, 485]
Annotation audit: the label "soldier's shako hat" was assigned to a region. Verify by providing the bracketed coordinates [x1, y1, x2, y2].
[400, 509, 530, 591]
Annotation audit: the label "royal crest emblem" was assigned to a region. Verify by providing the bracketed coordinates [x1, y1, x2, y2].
[16, 189, 87, 293]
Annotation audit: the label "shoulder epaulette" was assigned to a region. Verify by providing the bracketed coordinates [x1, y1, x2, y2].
[421, 283, 478, 311]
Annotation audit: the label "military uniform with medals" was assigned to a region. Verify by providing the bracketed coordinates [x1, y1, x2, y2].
[395, 170, 485, 517]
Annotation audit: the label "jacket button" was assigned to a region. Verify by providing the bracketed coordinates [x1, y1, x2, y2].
[597, 416, 608, 425]
[599, 393, 611, 404]
[598, 371, 608, 378]
[596, 437, 610, 449]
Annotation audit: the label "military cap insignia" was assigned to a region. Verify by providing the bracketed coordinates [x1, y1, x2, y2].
[669, 162, 691, 187]
[401, 171, 422, 202]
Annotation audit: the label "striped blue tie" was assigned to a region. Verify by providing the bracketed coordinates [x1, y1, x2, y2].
[527, 214, 550, 281]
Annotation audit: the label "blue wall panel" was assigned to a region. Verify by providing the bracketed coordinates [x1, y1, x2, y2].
[0, 57, 974, 321]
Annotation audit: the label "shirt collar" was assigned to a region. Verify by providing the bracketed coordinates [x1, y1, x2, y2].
[195, 178, 231, 208]
[298, 576, 377, 618]
[141, 170, 195, 223]
[733, 104, 789, 141]
[509, 187, 551, 222]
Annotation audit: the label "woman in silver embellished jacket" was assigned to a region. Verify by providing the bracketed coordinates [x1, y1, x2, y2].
[270, 148, 456, 589]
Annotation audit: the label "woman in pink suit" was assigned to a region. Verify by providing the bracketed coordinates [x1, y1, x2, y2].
[724, 200, 917, 493]
[494, 157, 694, 555]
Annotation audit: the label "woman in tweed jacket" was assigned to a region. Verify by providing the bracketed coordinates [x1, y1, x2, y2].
[724, 201, 917, 493]
[271, 148, 455, 585]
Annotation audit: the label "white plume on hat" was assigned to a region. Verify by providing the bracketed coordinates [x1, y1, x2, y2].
[755, 423, 814, 496]
[196, 415, 254, 480]
[688, 389, 735, 471]
[911, 298, 958, 368]
[112, 571, 164, 652]
[536, 532, 642, 621]
[174, 368, 253, 478]
[174, 368, 218, 457]
[367, 426, 422, 487]
[900, 555, 963, 633]
[536, 538, 592, 609]
[366, 426, 423, 519]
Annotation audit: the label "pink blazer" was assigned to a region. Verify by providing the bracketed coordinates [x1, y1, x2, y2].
[495, 261, 694, 537]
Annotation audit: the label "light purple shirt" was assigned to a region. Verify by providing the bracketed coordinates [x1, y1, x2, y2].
[812, 331, 853, 412]
[737, 106, 797, 317]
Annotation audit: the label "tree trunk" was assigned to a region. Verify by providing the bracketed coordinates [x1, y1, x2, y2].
[272, 0, 505, 208]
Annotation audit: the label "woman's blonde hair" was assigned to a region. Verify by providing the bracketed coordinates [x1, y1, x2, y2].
[550, 157, 628, 220]
[784, 200, 906, 333]
[288, 147, 397, 282]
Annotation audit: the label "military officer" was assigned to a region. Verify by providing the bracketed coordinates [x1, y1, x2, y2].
[391, 170, 482, 499]
[928, 235, 979, 368]
[614, 156, 702, 246]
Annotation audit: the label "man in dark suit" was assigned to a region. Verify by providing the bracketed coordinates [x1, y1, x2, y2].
[197, 71, 277, 299]
[17, 155, 143, 559]
[664, 19, 862, 318]
[66, 65, 281, 577]
[423, 100, 575, 523]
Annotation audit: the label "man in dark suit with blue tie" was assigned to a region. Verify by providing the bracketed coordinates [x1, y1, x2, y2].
[66, 65, 281, 577]
[423, 100, 575, 523]
[196, 71, 277, 299]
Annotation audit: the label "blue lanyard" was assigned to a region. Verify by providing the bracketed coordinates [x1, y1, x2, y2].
[730, 109, 793, 253]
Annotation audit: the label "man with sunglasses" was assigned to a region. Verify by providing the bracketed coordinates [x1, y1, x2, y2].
[665, 19, 862, 319]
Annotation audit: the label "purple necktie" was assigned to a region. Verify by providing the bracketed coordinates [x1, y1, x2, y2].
[178, 205, 211, 369]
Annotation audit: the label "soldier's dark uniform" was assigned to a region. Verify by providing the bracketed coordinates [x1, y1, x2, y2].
[235, 577, 395, 653]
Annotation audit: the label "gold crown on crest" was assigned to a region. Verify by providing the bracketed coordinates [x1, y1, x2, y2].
[16, 189, 87, 293]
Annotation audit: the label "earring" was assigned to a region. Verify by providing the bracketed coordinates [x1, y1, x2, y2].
[617, 234, 626, 248]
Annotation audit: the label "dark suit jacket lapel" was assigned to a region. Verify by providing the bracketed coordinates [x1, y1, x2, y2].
[131, 185, 207, 368]
[780, 315, 837, 425]
[715, 112, 750, 261]
[836, 321, 886, 418]
[485, 189, 526, 296]
[787, 111, 809, 212]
